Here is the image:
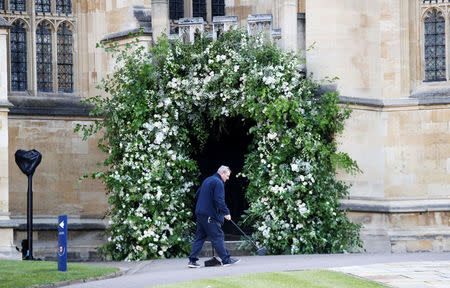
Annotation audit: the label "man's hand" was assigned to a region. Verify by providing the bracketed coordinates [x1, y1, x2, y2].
[224, 215, 231, 221]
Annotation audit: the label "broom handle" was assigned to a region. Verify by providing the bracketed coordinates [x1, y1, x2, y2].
[229, 219, 260, 250]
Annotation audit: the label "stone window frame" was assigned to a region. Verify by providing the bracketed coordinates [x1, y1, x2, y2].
[420, 2, 450, 82]
[0, 0, 77, 96]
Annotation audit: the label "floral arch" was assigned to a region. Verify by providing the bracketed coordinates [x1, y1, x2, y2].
[78, 30, 362, 260]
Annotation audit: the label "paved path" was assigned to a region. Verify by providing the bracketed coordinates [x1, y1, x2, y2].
[66, 252, 450, 288]
[332, 261, 450, 288]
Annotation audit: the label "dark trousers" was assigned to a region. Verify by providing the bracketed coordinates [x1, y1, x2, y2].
[189, 214, 231, 263]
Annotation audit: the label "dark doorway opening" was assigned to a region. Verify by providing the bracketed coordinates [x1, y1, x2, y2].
[195, 116, 254, 239]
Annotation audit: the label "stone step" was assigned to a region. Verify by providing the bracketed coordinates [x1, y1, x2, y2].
[11, 238, 254, 261]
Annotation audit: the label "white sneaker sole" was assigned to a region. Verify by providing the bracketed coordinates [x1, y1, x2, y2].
[188, 264, 201, 268]
[223, 259, 241, 267]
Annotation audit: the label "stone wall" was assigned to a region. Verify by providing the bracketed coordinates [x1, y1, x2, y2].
[307, 0, 450, 252]
[0, 15, 15, 259]
[8, 117, 107, 216]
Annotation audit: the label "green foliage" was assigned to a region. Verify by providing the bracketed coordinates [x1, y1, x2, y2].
[78, 30, 362, 260]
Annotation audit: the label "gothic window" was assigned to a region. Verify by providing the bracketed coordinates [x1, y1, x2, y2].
[56, 0, 71, 14]
[212, 0, 225, 17]
[10, 0, 26, 11]
[2, 0, 77, 95]
[424, 9, 446, 81]
[169, 0, 183, 20]
[10, 21, 27, 91]
[57, 23, 73, 92]
[36, 21, 53, 92]
[193, 0, 206, 20]
[35, 0, 51, 13]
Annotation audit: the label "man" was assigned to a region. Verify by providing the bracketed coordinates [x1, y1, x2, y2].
[188, 165, 240, 268]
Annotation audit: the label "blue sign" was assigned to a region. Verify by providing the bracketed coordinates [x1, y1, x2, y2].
[57, 215, 67, 272]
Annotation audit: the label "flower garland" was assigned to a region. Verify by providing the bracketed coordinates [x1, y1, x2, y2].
[78, 30, 362, 260]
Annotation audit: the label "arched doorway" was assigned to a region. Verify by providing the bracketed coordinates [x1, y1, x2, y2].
[195, 116, 254, 238]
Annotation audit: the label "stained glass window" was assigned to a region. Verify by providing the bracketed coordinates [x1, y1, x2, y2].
[36, 22, 53, 92]
[424, 9, 446, 81]
[35, 0, 51, 13]
[169, 0, 183, 20]
[10, 0, 26, 11]
[0, 1, 5, 10]
[212, 0, 225, 17]
[10, 21, 27, 91]
[56, 0, 72, 14]
[193, 0, 206, 20]
[57, 23, 73, 93]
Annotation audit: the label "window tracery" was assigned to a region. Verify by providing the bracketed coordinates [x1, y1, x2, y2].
[36, 21, 53, 92]
[57, 23, 73, 92]
[424, 9, 446, 81]
[169, 0, 183, 20]
[35, 0, 51, 13]
[10, 21, 27, 91]
[212, 0, 225, 17]
[10, 0, 26, 11]
[1, 0, 76, 94]
[56, 0, 71, 14]
[419, 1, 450, 81]
[193, 0, 206, 20]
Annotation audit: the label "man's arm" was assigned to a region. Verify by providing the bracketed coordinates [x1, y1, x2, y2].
[213, 181, 230, 217]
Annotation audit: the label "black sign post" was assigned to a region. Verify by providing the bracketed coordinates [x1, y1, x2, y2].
[15, 149, 42, 260]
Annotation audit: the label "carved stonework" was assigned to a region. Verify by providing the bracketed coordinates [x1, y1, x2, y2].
[247, 14, 272, 38]
[420, 0, 450, 18]
[212, 16, 237, 40]
[271, 28, 281, 47]
[178, 17, 204, 43]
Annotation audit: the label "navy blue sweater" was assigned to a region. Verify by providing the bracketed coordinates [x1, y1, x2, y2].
[195, 173, 230, 223]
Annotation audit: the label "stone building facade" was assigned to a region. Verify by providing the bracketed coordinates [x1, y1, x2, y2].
[0, 0, 448, 260]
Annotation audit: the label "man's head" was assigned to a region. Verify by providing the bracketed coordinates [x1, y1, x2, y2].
[217, 165, 231, 182]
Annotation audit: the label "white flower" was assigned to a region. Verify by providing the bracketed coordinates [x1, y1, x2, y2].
[290, 163, 299, 172]
[295, 223, 304, 229]
[267, 132, 277, 140]
[263, 76, 276, 85]
[154, 132, 165, 144]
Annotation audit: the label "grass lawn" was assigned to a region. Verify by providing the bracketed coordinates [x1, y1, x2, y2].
[156, 270, 388, 288]
[0, 260, 119, 288]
